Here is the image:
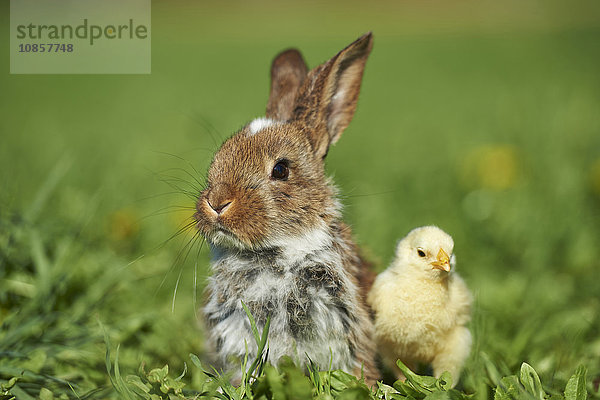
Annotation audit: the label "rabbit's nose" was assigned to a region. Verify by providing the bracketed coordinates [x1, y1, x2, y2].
[208, 199, 232, 215]
[206, 184, 234, 216]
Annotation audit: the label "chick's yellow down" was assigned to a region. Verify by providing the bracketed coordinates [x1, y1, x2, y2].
[367, 226, 472, 386]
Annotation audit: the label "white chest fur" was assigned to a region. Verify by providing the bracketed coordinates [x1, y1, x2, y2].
[203, 229, 360, 374]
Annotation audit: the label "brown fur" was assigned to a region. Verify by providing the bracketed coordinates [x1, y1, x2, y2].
[195, 33, 379, 383]
[266, 49, 308, 121]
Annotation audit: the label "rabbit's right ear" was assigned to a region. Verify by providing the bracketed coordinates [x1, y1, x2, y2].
[266, 49, 308, 121]
[293, 33, 373, 159]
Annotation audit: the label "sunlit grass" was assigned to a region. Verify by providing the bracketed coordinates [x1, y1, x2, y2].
[1, 1, 600, 399]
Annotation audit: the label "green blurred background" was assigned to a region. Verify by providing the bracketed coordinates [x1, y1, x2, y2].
[1, 0, 600, 398]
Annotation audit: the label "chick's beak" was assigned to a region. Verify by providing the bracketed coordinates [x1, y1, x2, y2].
[431, 248, 451, 272]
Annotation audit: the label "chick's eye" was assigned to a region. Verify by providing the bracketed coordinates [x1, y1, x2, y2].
[271, 161, 289, 180]
[417, 249, 426, 257]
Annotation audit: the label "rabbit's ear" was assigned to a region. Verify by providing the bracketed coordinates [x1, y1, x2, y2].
[294, 32, 373, 159]
[266, 49, 308, 121]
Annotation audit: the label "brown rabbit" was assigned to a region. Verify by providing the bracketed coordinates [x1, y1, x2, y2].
[195, 33, 378, 384]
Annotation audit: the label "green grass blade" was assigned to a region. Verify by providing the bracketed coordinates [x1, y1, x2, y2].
[519, 363, 545, 400]
[241, 301, 261, 345]
[25, 157, 71, 223]
[396, 360, 436, 394]
[564, 365, 587, 400]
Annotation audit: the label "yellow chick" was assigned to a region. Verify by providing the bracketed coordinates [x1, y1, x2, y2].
[367, 226, 472, 386]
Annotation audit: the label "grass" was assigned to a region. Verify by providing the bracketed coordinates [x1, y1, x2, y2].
[1, 1, 600, 399]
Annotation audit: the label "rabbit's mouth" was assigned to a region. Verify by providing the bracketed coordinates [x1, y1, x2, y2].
[195, 205, 257, 250]
[194, 205, 254, 249]
[199, 219, 232, 240]
[194, 185, 275, 250]
[213, 224, 235, 240]
[206, 226, 257, 251]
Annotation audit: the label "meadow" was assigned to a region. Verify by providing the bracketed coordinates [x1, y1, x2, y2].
[1, 1, 600, 399]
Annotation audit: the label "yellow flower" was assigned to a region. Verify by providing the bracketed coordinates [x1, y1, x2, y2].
[590, 158, 600, 198]
[461, 145, 520, 191]
[107, 209, 139, 242]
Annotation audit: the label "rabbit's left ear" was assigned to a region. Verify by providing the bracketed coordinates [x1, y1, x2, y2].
[293, 32, 373, 159]
[266, 49, 308, 121]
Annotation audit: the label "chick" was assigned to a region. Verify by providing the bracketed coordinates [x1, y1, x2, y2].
[367, 226, 472, 386]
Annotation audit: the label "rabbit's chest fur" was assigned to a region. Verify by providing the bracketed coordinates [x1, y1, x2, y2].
[204, 228, 360, 372]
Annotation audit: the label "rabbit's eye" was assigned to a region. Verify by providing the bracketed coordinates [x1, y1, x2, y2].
[271, 160, 289, 180]
[417, 248, 426, 257]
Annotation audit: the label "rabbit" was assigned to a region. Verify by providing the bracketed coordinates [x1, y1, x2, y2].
[195, 33, 378, 384]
